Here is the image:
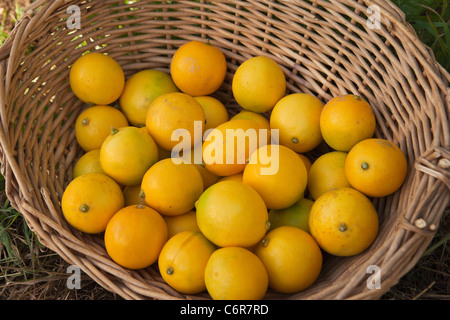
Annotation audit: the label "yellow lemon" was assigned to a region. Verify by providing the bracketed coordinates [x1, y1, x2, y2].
[146, 92, 205, 151]
[218, 172, 243, 183]
[122, 184, 146, 207]
[255, 226, 322, 293]
[193, 96, 229, 130]
[104, 205, 168, 269]
[69, 52, 125, 105]
[268, 197, 314, 233]
[202, 119, 271, 176]
[320, 94, 376, 151]
[141, 158, 204, 216]
[61, 173, 124, 234]
[243, 144, 308, 209]
[100, 126, 159, 186]
[158, 231, 216, 294]
[170, 40, 227, 96]
[204, 247, 268, 300]
[164, 210, 200, 239]
[232, 56, 286, 113]
[119, 69, 179, 127]
[230, 110, 270, 130]
[309, 187, 379, 256]
[72, 149, 105, 178]
[308, 151, 352, 200]
[344, 138, 408, 197]
[75, 105, 129, 152]
[195, 181, 269, 247]
[270, 93, 324, 153]
[298, 153, 312, 173]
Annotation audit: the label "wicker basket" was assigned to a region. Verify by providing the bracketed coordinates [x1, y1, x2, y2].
[0, 0, 448, 300]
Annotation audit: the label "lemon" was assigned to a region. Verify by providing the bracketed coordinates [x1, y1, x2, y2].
[232, 56, 286, 113]
[61, 173, 124, 234]
[104, 205, 168, 269]
[268, 197, 314, 233]
[69, 52, 125, 105]
[243, 144, 308, 210]
[195, 181, 269, 247]
[72, 149, 105, 178]
[146, 92, 205, 151]
[100, 126, 159, 186]
[194, 95, 229, 130]
[270, 93, 324, 153]
[231, 110, 270, 130]
[308, 151, 352, 200]
[320, 94, 376, 151]
[255, 226, 322, 293]
[309, 187, 379, 256]
[75, 105, 129, 152]
[204, 247, 268, 300]
[119, 69, 179, 127]
[170, 40, 227, 96]
[158, 231, 216, 294]
[163, 211, 200, 239]
[141, 158, 204, 216]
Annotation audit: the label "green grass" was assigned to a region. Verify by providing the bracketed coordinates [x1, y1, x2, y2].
[0, 2, 25, 45]
[393, 0, 449, 71]
[0, 200, 41, 278]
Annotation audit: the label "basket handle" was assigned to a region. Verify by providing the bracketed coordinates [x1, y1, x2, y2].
[415, 147, 450, 191]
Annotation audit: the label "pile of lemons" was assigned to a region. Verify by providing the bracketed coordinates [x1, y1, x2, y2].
[62, 40, 408, 300]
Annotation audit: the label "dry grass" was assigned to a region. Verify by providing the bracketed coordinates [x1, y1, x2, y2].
[0, 0, 448, 300]
[0, 188, 121, 300]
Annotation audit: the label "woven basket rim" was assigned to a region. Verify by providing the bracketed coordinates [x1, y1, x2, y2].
[0, 0, 449, 300]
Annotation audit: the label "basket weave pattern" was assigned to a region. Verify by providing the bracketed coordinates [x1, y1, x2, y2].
[0, 0, 448, 300]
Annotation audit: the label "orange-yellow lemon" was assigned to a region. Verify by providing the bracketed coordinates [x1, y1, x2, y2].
[146, 92, 205, 151]
[75, 105, 129, 152]
[204, 247, 268, 300]
[158, 231, 216, 294]
[255, 226, 322, 293]
[309, 187, 379, 256]
[141, 158, 204, 216]
[69, 52, 125, 105]
[270, 93, 324, 153]
[100, 126, 159, 186]
[344, 138, 407, 197]
[232, 56, 286, 113]
[170, 40, 227, 96]
[195, 181, 269, 248]
[243, 144, 308, 209]
[61, 173, 124, 234]
[320, 94, 376, 151]
[104, 205, 168, 269]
